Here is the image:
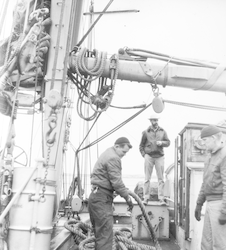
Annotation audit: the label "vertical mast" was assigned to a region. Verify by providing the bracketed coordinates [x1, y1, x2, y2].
[44, 0, 85, 211]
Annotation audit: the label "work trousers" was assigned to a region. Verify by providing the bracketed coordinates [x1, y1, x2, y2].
[88, 188, 114, 250]
[144, 154, 164, 200]
[201, 200, 226, 250]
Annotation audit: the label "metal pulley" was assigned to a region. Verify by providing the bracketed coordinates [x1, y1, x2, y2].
[152, 95, 164, 113]
[71, 194, 82, 212]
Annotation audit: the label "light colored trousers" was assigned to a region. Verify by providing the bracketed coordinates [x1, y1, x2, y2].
[143, 154, 164, 200]
[201, 200, 226, 250]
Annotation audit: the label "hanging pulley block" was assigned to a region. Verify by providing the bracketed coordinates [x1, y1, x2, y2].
[152, 96, 164, 113]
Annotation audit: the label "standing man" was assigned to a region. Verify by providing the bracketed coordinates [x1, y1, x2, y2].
[139, 114, 170, 205]
[195, 125, 226, 250]
[88, 137, 134, 250]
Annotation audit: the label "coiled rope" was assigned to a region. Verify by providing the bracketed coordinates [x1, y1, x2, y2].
[65, 219, 156, 250]
[64, 191, 162, 250]
[69, 47, 118, 120]
[129, 191, 161, 250]
[75, 48, 107, 82]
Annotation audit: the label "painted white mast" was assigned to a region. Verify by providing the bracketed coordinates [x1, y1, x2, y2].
[0, 1, 85, 249]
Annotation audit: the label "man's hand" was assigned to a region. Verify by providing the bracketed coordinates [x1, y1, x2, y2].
[113, 191, 118, 199]
[156, 141, 162, 146]
[219, 213, 226, 225]
[195, 204, 202, 221]
[125, 195, 133, 212]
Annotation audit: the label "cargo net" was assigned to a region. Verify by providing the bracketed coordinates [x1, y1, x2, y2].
[64, 191, 162, 250]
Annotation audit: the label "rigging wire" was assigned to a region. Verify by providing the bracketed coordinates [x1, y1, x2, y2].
[0, 74, 21, 160]
[125, 48, 219, 69]
[67, 109, 102, 200]
[73, 0, 114, 50]
[72, 101, 151, 155]
[68, 112, 101, 200]
[70, 0, 108, 198]
[163, 99, 226, 111]
[72, 96, 226, 153]
[110, 104, 146, 109]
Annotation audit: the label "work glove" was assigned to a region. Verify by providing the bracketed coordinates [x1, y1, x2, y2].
[194, 204, 202, 221]
[219, 213, 226, 225]
[125, 195, 133, 213]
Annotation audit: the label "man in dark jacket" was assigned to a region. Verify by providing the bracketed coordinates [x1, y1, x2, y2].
[195, 125, 226, 249]
[88, 137, 133, 250]
[139, 114, 170, 205]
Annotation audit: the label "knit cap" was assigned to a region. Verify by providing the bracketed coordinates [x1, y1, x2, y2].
[114, 137, 132, 148]
[200, 125, 221, 139]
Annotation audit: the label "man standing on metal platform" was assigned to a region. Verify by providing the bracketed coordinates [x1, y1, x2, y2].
[139, 114, 170, 205]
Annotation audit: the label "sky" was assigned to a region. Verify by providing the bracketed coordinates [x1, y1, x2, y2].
[74, 0, 226, 179]
[1, 0, 226, 191]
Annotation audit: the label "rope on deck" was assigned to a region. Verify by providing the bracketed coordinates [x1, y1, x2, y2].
[128, 191, 162, 250]
[64, 191, 163, 250]
[64, 219, 156, 250]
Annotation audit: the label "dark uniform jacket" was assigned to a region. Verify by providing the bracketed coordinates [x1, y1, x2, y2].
[91, 147, 129, 198]
[139, 125, 170, 158]
[196, 146, 226, 213]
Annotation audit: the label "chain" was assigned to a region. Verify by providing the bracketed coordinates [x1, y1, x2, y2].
[40, 147, 51, 202]
[151, 57, 172, 98]
[42, 90, 61, 201]
[151, 82, 159, 97]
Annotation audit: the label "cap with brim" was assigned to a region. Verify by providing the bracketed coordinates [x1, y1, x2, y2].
[200, 125, 221, 139]
[148, 114, 160, 120]
[114, 137, 132, 148]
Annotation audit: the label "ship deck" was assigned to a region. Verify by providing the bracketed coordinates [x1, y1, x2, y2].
[136, 238, 180, 250]
[51, 208, 181, 250]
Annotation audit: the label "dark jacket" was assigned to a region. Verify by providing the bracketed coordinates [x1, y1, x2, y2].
[196, 146, 226, 213]
[139, 125, 170, 158]
[90, 147, 129, 198]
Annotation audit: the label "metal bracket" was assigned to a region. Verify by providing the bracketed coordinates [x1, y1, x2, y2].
[153, 217, 163, 232]
[30, 227, 52, 234]
[139, 62, 155, 82]
[33, 178, 56, 186]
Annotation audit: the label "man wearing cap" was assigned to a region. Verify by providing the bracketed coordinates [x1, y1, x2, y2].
[139, 114, 170, 205]
[88, 137, 133, 250]
[195, 125, 226, 249]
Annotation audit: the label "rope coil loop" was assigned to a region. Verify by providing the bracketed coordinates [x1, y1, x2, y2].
[64, 191, 162, 250]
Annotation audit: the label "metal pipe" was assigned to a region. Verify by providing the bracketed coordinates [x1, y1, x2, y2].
[70, 54, 226, 93]
[83, 9, 140, 15]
